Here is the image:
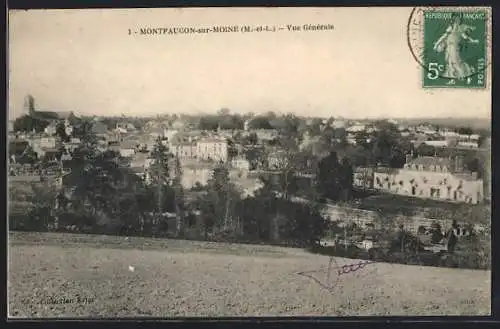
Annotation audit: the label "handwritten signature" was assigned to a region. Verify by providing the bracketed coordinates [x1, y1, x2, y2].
[337, 259, 376, 276]
[296, 257, 376, 292]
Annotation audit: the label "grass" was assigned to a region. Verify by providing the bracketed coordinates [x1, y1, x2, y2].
[8, 232, 491, 318]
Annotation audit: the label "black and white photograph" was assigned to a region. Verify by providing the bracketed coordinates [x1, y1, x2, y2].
[7, 7, 492, 318]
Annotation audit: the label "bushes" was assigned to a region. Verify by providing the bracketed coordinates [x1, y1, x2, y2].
[9, 206, 55, 232]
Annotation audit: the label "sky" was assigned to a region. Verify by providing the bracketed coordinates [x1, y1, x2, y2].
[8, 7, 492, 120]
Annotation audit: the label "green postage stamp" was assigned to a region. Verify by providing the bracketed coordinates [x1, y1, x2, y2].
[421, 10, 488, 88]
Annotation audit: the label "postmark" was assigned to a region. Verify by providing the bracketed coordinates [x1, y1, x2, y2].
[407, 7, 491, 88]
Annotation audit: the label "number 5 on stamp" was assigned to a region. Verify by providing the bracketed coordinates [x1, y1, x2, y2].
[422, 10, 487, 88]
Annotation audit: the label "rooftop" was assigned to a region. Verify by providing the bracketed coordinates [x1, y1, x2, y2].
[120, 140, 139, 149]
[198, 137, 227, 143]
[407, 156, 452, 170]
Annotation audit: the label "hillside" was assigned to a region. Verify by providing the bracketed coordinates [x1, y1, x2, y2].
[8, 232, 490, 317]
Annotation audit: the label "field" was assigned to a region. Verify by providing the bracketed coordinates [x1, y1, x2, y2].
[8, 232, 491, 318]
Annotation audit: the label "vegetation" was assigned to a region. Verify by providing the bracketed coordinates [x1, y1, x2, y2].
[8, 110, 490, 271]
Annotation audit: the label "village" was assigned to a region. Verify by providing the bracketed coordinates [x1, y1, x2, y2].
[8, 94, 491, 259]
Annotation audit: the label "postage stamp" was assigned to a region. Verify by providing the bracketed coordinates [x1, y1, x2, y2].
[407, 7, 490, 88]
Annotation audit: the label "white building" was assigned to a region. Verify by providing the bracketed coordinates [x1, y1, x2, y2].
[170, 140, 197, 160]
[197, 137, 228, 162]
[231, 157, 250, 171]
[423, 140, 448, 148]
[346, 124, 366, 133]
[40, 136, 57, 149]
[373, 155, 484, 204]
[44, 123, 57, 136]
[457, 141, 479, 149]
[331, 120, 346, 129]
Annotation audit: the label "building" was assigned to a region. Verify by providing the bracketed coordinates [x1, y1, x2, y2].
[91, 121, 108, 137]
[29, 136, 58, 153]
[231, 157, 250, 171]
[253, 129, 278, 143]
[267, 150, 290, 170]
[457, 141, 479, 149]
[422, 140, 448, 148]
[119, 140, 137, 158]
[373, 154, 484, 204]
[64, 118, 74, 136]
[197, 137, 228, 162]
[353, 167, 374, 189]
[148, 127, 166, 139]
[170, 140, 197, 160]
[63, 138, 81, 153]
[346, 124, 366, 133]
[164, 129, 179, 141]
[44, 123, 58, 136]
[331, 120, 346, 129]
[243, 119, 251, 131]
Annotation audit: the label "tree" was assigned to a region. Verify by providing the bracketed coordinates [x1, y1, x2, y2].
[389, 139, 412, 168]
[172, 156, 185, 236]
[61, 121, 147, 235]
[306, 118, 323, 137]
[149, 137, 173, 222]
[243, 177, 327, 246]
[344, 145, 371, 167]
[56, 121, 70, 142]
[248, 116, 273, 130]
[247, 132, 258, 145]
[17, 145, 38, 165]
[371, 122, 402, 166]
[198, 116, 219, 131]
[316, 151, 343, 201]
[338, 157, 354, 200]
[430, 221, 444, 244]
[456, 127, 474, 136]
[73, 119, 98, 147]
[217, 108, 230, 117]
[464, 154, 480, 174]
[13, 115, 50, 133]
[226, 138, 239, 159]
[416, 143, 437, 157]
[202, 163, 242, 235]
[244, 147, 265, 170]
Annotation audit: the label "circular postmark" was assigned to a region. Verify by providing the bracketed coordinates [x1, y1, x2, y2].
[407, 6, 491, 83]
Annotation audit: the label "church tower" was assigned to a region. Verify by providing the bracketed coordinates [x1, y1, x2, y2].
[23, 95, 36, 116]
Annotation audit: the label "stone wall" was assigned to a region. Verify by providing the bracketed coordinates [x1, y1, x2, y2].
[322, 203, 483, 234]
